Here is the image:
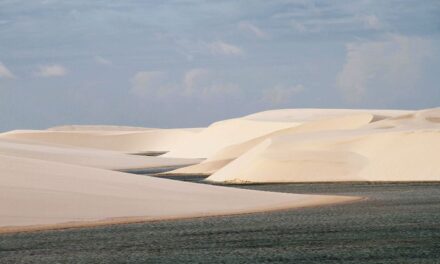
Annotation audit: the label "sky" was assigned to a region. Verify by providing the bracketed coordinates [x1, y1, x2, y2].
[0, 0, 439, 131]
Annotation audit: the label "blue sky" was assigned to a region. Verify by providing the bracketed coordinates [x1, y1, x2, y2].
[0, 0, 439, 130]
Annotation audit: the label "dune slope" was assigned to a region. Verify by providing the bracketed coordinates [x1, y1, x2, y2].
[208, 108, 440, 183]
[168, 110, 408, 175]
[0, 154, 355, 232]
[0, 128, 199, 154]
[162, 118, 300, 159]
[0, 138, 200, 171]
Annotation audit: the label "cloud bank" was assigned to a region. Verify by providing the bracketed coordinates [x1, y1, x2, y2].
[337, 35, 432, 104]
[262, 84, 305, 105]
[131, 68, 240, 99]
[238, 21, 267, 38]
[131, 71, 168, 97]
[94, 56, 112, 65]
[36, 64, 68, 77]
[0, 62, 15, 79]
[207, 41, 243, 56]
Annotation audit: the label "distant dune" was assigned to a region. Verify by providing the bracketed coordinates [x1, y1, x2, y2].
[0, 128, 199, 154]
[0, 138, 200, 171]
[48, 125, 157, 131]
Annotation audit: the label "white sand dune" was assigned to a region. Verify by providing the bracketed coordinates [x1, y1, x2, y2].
[168, 110, 410, 175]
[0, 154, 355, 232]
[0, 128, 200, 154]
[207, 108, 440, 183]
[163, 118, 301, 159]
[48, 125, 204, 133]
[243, 108, 411, 122]
[0, 138, 200, 171]
[48, 125, 156, 131]
[165, 109, 405, 160]
[1, 107, 437, 232]
[165, 158, 233, 175]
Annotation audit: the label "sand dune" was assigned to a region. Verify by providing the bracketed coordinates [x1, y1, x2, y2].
[1, 107, 437, 233]
[0, 154, 355, 232]
[208, 108, 440, 183]
[163, 118, 301, 159]
[165, 158, 233, 176]
[168, 110, 410, 175]
[48, 125, 204, 133]
[166, 109, 404, 159]
[243, 108, 411, 122]
[0, 128, 200, 154]
[48, 125, 156, 131]
[0, 138, 200, 171]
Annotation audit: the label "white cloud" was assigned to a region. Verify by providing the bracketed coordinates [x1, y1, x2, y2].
[202, 83, 240, 97]
[289, 11, 382, 33]
[0, 62, 15, 79]
[361, 15, 381, 30]
[290, 17, 360, 33]
[183, 68, 240, 98]
[131, 68, 240, 99]
[208, 41, 243, 56]
[130, 71, 169, 96]
[176, 39, 244, 59]
[337, 35, 431, 103]
[36, 64, 67, 77]
[238, 21, 267, 38]
[94, 56, 112, 65]
[183, 68, 210, 95]
[291, 21, 307, 32]
[262, 84, 305, 105]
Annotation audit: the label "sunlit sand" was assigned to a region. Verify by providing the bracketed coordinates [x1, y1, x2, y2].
[1, 108, 438, 233]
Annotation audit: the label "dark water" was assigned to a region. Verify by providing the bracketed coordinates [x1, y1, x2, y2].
[1, 181, 440, 263]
